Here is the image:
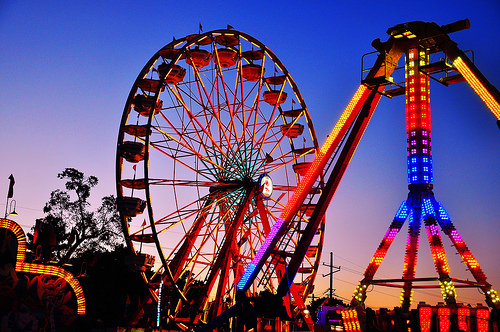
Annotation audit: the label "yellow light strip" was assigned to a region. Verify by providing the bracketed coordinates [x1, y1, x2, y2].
[320, 85, 367, 154]
[0, 218, 27, 262]
[453, 57, 500, 119]
[280, 85, 367, 221]
[16, 262, 86, 315]
[1, 218, 86, 315]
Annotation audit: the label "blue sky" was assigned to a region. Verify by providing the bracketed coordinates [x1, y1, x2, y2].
[1, 0, 499, 309]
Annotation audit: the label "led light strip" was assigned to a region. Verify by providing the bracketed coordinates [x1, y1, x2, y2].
[454, 57, 500, 119]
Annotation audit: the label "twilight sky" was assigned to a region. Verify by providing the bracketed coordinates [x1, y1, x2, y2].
[1, 0, 499, 309]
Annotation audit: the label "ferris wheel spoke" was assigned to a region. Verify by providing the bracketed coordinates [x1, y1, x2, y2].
[223, 86, 262, 171]
[254, 76, 290, 149]
[213, 53, 239, 142]
[235, 56, 248, 144]
[168, 84, 231, 161]
[254, 109, 282, 148]
[211, 101, 245, 173]
[148, 138, 220, 181]
[152, 111, 207, 155]
[232, 90, 264, 160]
[252, 71, 285, 152]
[147, 178, 225, 187]
[256, 150, 293, 175]
[190, 81, 226, 169]
[186, 192, 247, 272]
[269, 112, 306, 157]
[129, 225, 151, 237]
[247, 130, 281, 175]
[150, 124, 241, 180]
[155, 188, 243, 235]
[167, 196, 215, 279]
[239, 79, 261, 131]
[178, 88, 244, 178]
[253, 108, 282, 154]
[189, 61, 234, 150]
[264, 192, 288, 214]
[154, 201, 207, 234]
[173, 202, 245, 285]
[251, 74, 266, 147]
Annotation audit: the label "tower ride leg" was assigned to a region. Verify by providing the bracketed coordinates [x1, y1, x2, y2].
[350, 201, 409, 307]
[422, 197, 457, 306]
[431, 198, 500, 310]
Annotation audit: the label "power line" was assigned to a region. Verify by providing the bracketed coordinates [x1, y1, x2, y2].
[0, 202, 43, 213]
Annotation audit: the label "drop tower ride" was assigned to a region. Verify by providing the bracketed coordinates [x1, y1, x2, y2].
[350, 20, 500, 312]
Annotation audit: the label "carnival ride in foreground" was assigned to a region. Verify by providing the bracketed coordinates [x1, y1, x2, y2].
[115, 19, 500, 331]
[0, 218, 86, 330]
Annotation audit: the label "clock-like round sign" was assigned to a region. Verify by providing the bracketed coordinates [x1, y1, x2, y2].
[259, 174, 273, 199]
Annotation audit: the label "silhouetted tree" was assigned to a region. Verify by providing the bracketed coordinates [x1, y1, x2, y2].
[27, 168, 125, 263]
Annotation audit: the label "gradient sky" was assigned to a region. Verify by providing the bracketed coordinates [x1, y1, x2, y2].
[1, 1, 499, 310]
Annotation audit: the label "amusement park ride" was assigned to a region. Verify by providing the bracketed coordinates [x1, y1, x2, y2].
[115, 19, 500, 331]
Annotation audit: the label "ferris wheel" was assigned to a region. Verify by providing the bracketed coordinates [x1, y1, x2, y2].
[115, 29, 324, 324]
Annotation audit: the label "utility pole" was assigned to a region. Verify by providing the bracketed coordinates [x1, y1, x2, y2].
[322, 252, 340, 299]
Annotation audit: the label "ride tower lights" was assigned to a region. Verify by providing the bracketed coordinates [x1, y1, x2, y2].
[401, 47, 457, 309]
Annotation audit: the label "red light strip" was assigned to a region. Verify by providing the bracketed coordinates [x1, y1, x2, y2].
[476, 308, 490, 332]
[449, 230, 480, 271]
[437, 307, 450, 332]
[457, 307, 470, 331]
[419, 306, 432, 332]
[425, 223, 450, 274]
